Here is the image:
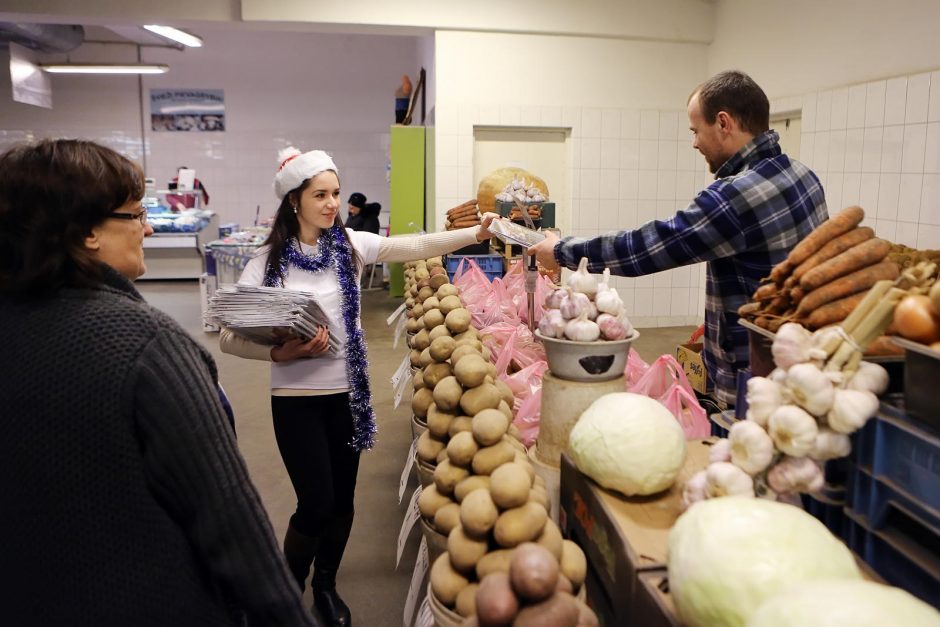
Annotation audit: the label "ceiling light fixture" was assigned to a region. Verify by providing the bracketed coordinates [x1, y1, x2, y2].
[142, 25, 203, 48]
[41, 63, 169, 75]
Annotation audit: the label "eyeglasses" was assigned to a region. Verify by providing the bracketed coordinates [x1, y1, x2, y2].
[107, 209, 148, 225]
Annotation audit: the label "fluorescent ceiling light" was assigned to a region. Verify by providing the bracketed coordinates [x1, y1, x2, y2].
[41, 64, 169, 75]
[143, 25, 203, 48]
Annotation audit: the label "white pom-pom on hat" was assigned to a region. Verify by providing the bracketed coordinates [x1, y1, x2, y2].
[273, 146, 338, 200]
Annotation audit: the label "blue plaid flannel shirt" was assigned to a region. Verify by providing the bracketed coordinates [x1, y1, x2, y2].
[554, 131, 828, 405]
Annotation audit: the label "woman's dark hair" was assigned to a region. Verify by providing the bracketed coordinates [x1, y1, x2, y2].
[263, 174, 363, 286]
[0, 138, 144, 295]
[692, 70, 770, 135]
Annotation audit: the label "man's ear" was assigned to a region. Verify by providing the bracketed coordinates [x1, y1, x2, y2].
[716, 111, 734, 133]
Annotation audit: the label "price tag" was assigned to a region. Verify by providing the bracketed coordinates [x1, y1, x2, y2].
[415, 595, 433, 627]
[393, 370, 412, 409]
[402, 536, 429, 626]
[387, 301, 407, 326]
[392, 313, 408, 349]
[398, 437, 418, 504]
[397, 485, 422, 568]
[390, 354, 411, 389]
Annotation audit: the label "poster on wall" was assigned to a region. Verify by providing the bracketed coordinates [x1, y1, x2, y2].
[150, 89, 225, 132]
[9, 42, 52, 109]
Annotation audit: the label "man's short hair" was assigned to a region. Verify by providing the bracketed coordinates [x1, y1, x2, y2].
[692, 71, 770, 135]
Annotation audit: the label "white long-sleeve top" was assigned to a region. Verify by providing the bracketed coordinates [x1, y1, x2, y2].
[219, 226, 481, 393]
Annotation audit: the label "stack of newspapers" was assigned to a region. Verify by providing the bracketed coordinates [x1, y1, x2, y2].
[205, 285, 339, 353]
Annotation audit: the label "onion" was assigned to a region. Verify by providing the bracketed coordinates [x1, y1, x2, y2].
[894, 294, 940, 344]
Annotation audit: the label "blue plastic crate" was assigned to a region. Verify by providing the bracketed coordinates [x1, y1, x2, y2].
[846, 466, 940, 535]
[445, 254, 504, 282]
[734, 368, 751, 421]
[801, 487, 847, 538]
[709, 410, 737, 439]
[851, 405, 940, 513]
[843, 509, 940, 609]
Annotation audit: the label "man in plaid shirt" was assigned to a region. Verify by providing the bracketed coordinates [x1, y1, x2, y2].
[530, 71, 828, 406]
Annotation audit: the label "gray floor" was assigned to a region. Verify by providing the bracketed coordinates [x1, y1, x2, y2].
[137, 280, 695, 625]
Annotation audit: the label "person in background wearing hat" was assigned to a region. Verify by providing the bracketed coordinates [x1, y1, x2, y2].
[343, 193, 368, 231]
[219, 146, 493, 626]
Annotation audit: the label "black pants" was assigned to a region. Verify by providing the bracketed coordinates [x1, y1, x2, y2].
[271, 394, 361, 580]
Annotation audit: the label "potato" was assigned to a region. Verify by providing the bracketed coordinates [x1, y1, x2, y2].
[437, 448, 449, 464]
[418, 286, 434, 302]
[439, 294, 463, 315]
[508, 423, 523, 442]
[432, 376, 463, 412]
[490, 462, 532, 510]
[555, 574, 573, 595]
[429, 335, 457, 362]
[423, 296, 441, 311]
[448, 415, 474, 437]
[535, 519, 564, 562]
[455, 326, 478, 340]
[422, 362, 453, 388]
[575, 598, 599, 626]
[460, 383, 501, 416]
[475, 549, 514, 579]
[560, 540, 587, 589]
[448, 525, 490, 575]
[503, 433, 526, 454]
[446, 431, 480, 467]
[418, 484, 453, 519]
[451, 344, 483, 364]
[454, 353, 489, 388]
[472, 408, 510, 447]
[436, 283, 459, 299]
[497, 400, 513, 421]
[424, 308, 445, 330]
[415, 268, 430, 281]
[428, 323, 452, 344]
[460, 488, 499, 537]
[455, 582, 479, 618]
[483, 347, 493, 363]
[455, 338, 484, 352]
[494, 502, 548, 548]
[427, 404, 456, 439]
[430, 273, 449, 290]
[433, 502, 462, 535]
[510, 543, 559, 603]
[529, 486, 551, 512]
[413, 370, 425, 390]
[445, 308, 472, 333]
[472, 440, 517, 475]
[413, 328, 430, 351]
[495, 379, 515, 406]
[434, 459, 469, 496]
[412, 303, 425, 319]
[418, 347, 434, 368]
[405, 317, 421, 333]
[411, 387, 434, 418]
[416, 430, 446, 463]
[475, 573, 519, 625]
[430, 554, 468, 607]
[409, 349, 422, 368]
[513, 592, 579, 627]
[427, 256, 443, 269]
[454, 475, 491, 502]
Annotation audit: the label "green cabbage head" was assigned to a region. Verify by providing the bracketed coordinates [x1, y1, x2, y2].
[668, 497, 862, 627]
[568, 392, 686, 496]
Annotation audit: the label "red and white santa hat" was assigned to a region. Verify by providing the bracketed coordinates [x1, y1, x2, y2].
[273, 146, 337, 200]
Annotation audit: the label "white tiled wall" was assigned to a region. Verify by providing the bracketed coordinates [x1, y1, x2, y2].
[785, 70, 940, 249]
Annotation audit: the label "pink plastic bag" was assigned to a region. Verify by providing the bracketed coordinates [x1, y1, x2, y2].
[512, 390, 542, 447]
[630, 354, 696, 400]
[661, 384, 711, 439]
[629, 354, 709, 440]
[624, 351, 650, 389]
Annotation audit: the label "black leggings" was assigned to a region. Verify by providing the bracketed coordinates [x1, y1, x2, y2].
[271, 394, 361, 538]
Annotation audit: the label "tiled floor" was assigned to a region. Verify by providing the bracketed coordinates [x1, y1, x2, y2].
[138, 279, 697, 625]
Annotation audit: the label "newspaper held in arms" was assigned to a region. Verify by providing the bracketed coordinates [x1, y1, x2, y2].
[204, 284, 340, 354]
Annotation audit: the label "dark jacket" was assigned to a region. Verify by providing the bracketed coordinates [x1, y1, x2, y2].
[0, 268, 314, 627]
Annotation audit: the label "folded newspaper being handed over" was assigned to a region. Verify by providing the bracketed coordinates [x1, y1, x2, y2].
[205, 284, 339, 353]
[487, 217, 546, 249]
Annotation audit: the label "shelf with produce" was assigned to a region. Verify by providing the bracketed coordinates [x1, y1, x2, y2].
[140, 212, 219, 280]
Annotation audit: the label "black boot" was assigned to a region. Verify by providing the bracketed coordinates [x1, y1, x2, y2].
[283, 524, 319, 593]
[311, 512, 354, 626]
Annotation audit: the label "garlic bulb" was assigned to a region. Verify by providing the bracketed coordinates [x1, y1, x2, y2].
[846, 361, 889, 396]
[559, 287, 591, 320]
[768, 368, 788, 385]
[827, 389, 879, 435]
[766, 456, 824, 495]
[728, 420, 776, 475]
[768, 405, 819, 457]
[568, 257, 598, 297]
[538, 309, 566, 339]
[786, 363, 835, 416]
[618, 312, 635, 338]
[772, 323, 815, 370]
[744, 376, 784, 427]
[544, 288, 566, 310]
[681, 470, 708, 511]
[597, 268, 611, 293]
[709, 438, 732, 463]
[808, 428, 852, 461]
[596, 313, 628, 340]
[564, 310, 600, 342]
[596, 287, 625, 317]
[705, 462, 755, 498]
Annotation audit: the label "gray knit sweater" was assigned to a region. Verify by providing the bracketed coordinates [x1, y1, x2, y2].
[0, 268, 315, 626]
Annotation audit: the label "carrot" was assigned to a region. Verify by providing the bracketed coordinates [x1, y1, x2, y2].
[795, 261, 900, 317]
[769, 293, 790, 313]
[753, 283, 779, 301]
[790, 287, 805, 304]
[786, 206, 865, 267]
[799, 238, 891, 291]
[803, 292, 867, 329]
[738, 302, 762, 317]
[792, 226, 874, 283]
[767, 318, 787, 332]
[783, 275, 797, 289]
[754, 315, 771, 329]
[770, 261, 793, 285]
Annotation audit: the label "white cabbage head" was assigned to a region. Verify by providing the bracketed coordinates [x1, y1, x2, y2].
[747, 579, 940, 626]
[568, 392, 686, 496]
[667, 497, 861, 627]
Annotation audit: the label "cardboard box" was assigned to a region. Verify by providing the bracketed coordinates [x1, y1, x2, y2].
[676, 342, 708, 394]
[559, 440, 712, 626]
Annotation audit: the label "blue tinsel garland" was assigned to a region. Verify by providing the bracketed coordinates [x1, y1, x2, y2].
[262, 227, 376, 450]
